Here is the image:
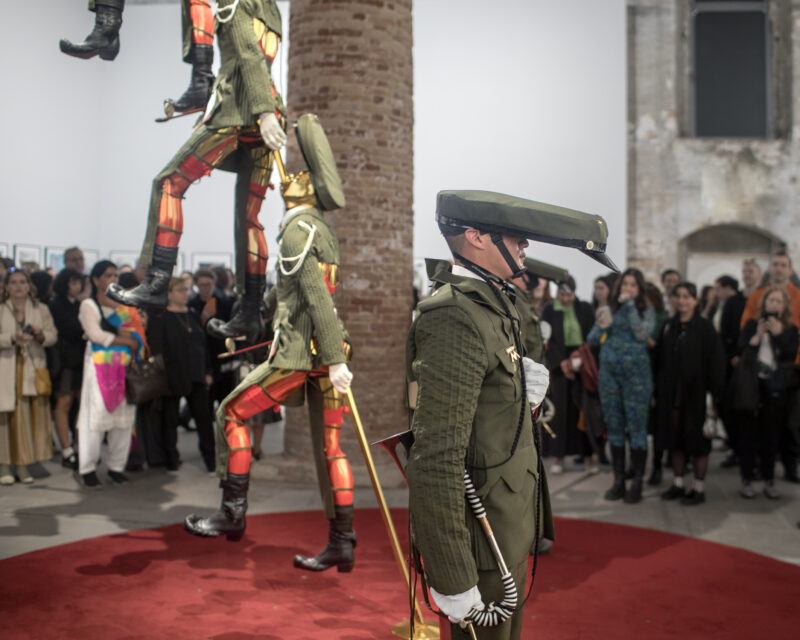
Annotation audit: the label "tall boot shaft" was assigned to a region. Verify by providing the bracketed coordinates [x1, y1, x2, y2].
[184, 472, 249, 541]
[206, 274, 265, 343]
[604, 446, 626, 501]
[293, 506, 357, 572]
[172, 44, 215, 112]
[106, 246, 177, 309]
[59, 4, 123, 61]
[624, 448, 647, 504]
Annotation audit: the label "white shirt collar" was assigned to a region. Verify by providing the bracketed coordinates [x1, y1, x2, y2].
[451, 264, 483, 281]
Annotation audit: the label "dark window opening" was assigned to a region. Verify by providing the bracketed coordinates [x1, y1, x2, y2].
[693, 3, 769, 138]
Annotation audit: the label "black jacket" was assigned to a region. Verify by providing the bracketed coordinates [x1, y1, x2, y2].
[711, 292, 746, 363]
[48, 295, 85, 370]
[655, 313, 725, 439]
[736, 320, 799, 401]
[147, 310, 210, 398]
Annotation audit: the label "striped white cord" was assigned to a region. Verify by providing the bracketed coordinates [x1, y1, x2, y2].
[462, 471, 518, 626]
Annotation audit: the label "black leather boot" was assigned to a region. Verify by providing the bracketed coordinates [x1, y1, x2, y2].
[293, 505, 356, 572]
[184, 472, 248, 541]
[172, 44, 215, 112]
[107, 246, 176, 309]
[624, 448, 647, 504]
[207, 274, 265, 343]
[60, 2, 123, 61]
[604, 446, 626, 501]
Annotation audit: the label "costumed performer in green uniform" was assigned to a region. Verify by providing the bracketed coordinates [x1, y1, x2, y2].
[406, 190, 617, 639]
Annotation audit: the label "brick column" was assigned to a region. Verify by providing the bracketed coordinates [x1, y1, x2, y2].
[280, 0, 414, 488]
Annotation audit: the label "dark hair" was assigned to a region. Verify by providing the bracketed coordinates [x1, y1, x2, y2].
[53, 268, 84, 299]
[715, 275, 739, 292]
[89, 260, 118, 335]
[118, 272, 140, 290]
[661, 268, 681, 282]
[674, 281, 698, 299]
[29, 271, 53, 303]
[557, 275, 577, 294]
[611, 267, 648, 315]
[771, 248, 792, 267]
[194, 268, 216, 284]
[592, 275, 613, 309]
[212, 266, 230, 290]
[643, 282, 665, 313]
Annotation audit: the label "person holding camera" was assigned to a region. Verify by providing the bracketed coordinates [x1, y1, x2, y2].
[737, 287, 799, 499]
[0, 268, 58, 485]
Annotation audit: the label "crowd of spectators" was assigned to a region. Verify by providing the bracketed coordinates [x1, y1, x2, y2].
[0, 247, 268, 488]
[531, 247, 800, 506]
[1, 244, 798, 509]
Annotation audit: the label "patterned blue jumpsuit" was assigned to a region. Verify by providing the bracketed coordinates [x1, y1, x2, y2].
[588, 301, 655, 451]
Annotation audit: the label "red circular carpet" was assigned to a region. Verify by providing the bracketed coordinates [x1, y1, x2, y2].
[1, 510, 798, 639]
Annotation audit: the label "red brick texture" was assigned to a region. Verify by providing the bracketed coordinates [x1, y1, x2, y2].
[283, 0, 414, 483]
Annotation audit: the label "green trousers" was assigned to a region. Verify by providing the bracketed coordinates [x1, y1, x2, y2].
[450, 560, 528, 640]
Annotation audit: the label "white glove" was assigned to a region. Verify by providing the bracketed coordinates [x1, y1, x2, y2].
[328, 362, 353, 394]
[430, 585, 484, 624]
[522, 357, 549, 409]
[258, 112, 287, 150]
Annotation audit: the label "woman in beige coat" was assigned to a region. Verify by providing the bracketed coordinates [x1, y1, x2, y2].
[0, 269, 58, 484]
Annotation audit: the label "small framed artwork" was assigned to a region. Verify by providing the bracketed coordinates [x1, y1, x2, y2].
[83, 249, 100, 268]
[109, 250, 140, 269]
[0, 243, 9, 258]
[192, 252, 233, 270]
[45, 247, 66, 272]
[14, 244, 41, 270]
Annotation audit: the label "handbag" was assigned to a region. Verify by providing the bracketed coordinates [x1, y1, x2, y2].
[576, 343, 600, 394]
[35, 367, 52, 396]
[125, 354, 170, 404]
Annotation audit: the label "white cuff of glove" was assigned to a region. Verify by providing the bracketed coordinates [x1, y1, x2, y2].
[430, 585, 483, 624]
[522, 357, 550, 409]
[328, 362, 353, 393]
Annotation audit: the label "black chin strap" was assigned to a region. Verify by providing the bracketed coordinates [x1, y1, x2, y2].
[490, 232, 526, 279]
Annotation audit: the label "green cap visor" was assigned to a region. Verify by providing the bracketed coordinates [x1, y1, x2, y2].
[436, 190, 619, 272]
[523, 257, 570, 284]
[295, 113, 346, 211]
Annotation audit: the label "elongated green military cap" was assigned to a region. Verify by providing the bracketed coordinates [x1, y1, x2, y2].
[436, 190, 618, 271]
[524, 257, 570, 284]
[295, 113, 346, 211]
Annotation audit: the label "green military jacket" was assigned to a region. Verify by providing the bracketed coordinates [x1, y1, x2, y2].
[270, 205, 347, 371]
[512, 284, 544, 364]
[207, 0, 286, 128]
[406, 271, 542, 595]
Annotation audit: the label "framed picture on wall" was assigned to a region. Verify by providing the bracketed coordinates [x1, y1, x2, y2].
[14, 244, 41, 270]
[192, 252, 233, 270]
[45, 247, 66, 272]
[0, 243, 8, 258]
[83, 249, 100, 268]
[109, 250, 140, 269]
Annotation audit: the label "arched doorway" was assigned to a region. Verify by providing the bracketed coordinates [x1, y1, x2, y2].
[679, 223, 783, 288]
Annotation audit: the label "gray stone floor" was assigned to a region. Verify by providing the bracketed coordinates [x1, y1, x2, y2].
[1, 427, 799, 565]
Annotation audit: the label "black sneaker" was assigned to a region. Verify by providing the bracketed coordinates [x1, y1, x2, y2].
[81, 471, 102, 488]
[61, 452, 78, 470]
[681, 489, 705, 506]
[108, 470, 129, 484]
[783, 473, 800, 484]
[660, 485, 685, 501]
